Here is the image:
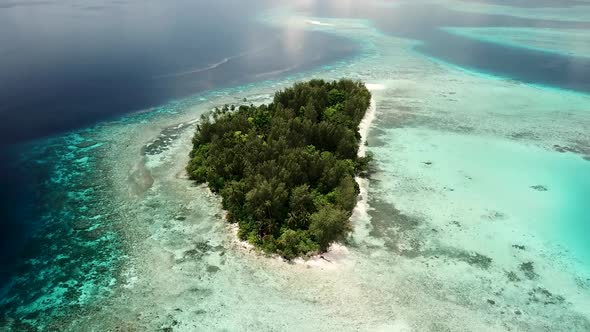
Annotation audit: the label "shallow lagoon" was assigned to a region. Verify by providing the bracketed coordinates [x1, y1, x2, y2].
[1, 0, 590, 331]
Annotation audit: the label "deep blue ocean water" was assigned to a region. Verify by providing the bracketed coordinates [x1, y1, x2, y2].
[0, 0, 359, 145]
[1, 0, 589, 326]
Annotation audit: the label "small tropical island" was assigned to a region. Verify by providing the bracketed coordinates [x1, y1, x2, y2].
[187, 79, 372, 259]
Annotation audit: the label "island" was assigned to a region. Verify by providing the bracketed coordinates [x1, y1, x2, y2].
[187, 79, 372, 259]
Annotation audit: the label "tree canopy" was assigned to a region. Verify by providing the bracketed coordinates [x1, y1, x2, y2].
[187, 79, 372, 259]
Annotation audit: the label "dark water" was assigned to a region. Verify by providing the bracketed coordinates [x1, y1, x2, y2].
[0, 0, 358, 145]
[1, 0, 589, 326]
[0, 150, 35, 282]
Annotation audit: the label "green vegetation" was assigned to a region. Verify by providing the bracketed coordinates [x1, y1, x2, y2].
[187, 79, 372, 259]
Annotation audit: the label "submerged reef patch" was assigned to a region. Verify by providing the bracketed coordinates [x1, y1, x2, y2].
[367, 198, 424, 256]
[530, 185, 548, 191]
[553, 142, 590, 161]
[520, 262, 539, 280]
[432, 247, 493, 270]
[0, 132, 123, 329]
[143, 123, 192, 156]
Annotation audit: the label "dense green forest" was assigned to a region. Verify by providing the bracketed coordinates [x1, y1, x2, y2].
[187, 79, 372, 259]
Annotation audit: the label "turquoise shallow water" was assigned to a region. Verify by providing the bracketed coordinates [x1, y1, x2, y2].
[377, 130, 590, 269]
[549, 157, 590, 266]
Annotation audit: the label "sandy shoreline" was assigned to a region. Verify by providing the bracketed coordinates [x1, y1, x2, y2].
[300, 93, 379, 266]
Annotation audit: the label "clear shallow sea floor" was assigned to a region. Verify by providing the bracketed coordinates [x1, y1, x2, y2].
[2, 3, 590, 332]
